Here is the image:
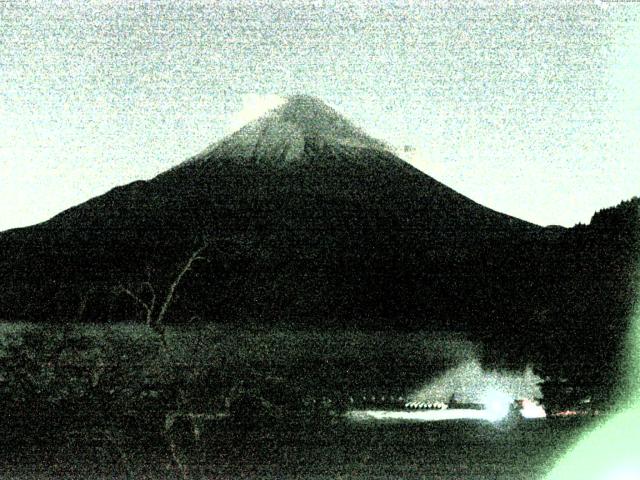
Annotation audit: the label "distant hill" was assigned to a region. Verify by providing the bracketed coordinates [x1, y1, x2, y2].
[0, 96, 638, 401]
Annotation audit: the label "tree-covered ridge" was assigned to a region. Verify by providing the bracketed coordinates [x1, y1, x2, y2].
[590, 196, 640, 232]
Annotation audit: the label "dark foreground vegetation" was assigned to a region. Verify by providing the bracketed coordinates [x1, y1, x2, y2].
[0, 323, 612, 479]
[0, 324, 477, 477]
[0, 407, 599, 479]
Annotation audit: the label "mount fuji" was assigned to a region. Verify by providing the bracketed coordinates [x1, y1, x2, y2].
[0, 95, 637, 383]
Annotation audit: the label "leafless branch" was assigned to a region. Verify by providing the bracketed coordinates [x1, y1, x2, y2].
[156, 241, 209, 327]
[116, 285, 154, 325]
[114, 240, 209, 350]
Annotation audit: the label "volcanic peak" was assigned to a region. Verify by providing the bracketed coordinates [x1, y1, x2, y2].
[185, 95, 391, 168]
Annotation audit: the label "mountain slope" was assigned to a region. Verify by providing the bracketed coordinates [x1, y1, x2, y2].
[32, 95, 537, 242]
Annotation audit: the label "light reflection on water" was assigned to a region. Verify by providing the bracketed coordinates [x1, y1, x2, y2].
[347, 409, 506, 422]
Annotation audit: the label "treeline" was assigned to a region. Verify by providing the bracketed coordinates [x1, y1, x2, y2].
[0, 325, 474, 442]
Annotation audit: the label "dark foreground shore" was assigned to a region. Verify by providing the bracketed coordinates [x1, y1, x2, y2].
[0, 416, 599, 479]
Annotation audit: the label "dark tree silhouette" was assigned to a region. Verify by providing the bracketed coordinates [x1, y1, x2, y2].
[115, 239, 209, 346]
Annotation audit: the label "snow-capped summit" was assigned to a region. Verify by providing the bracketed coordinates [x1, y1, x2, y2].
[187, 95, 390, 168]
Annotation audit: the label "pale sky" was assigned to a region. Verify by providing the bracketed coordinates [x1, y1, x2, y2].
[1, 0, 639, 231]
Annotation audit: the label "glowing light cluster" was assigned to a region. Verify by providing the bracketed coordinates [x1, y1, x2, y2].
[409, 359, 544, 406]
[348, 409, 502, 423]
[520, 399, 547, 419]
[481, 389, 512, 422]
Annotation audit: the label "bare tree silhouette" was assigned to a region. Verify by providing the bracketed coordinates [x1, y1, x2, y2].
[115, 239, 209, 347]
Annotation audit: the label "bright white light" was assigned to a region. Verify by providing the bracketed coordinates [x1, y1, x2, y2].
[348, 409, 491, 422]
[481, 389, 512, 422]
[520, 399, 546, 419]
